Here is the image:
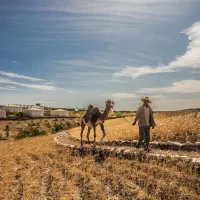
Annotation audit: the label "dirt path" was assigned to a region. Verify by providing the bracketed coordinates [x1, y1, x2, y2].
[55, 131, 200, 163]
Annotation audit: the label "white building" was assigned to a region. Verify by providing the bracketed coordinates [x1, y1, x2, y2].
[24, 105, 44, 110]
[51, 109, 69, 117]
[24, 107, 44, 117]
[0, 110, 6, 118]
[3, 104, 23, 113]
[33, 106, 44, 111]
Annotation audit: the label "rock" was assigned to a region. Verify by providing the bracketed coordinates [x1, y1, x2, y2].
[94, 152, 105, 163]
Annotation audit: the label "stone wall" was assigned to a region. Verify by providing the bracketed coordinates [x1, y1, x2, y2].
[53, 134, 200, 169]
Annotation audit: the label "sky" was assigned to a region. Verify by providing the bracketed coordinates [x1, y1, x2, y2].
[0, 0, 200, 111]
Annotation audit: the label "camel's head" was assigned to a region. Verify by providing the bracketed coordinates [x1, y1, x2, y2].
[105, 99, 115, 115]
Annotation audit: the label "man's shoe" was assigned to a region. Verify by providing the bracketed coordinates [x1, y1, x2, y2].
[144, 148, 151, 152]
[136, 144, 140, 149]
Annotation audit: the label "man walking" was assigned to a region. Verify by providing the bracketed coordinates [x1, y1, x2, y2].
[132, 97, 156, 151]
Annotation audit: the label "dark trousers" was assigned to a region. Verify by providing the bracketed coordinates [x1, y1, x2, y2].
[136, 126, 150, 149]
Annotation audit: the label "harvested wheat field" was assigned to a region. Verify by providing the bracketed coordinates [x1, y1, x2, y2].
[0, 110, 200, 199]
[70, 110, 200, 143]
[0, 134, 199, 200]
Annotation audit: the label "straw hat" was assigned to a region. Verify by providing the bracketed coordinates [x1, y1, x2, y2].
[141, 96, 152, 103]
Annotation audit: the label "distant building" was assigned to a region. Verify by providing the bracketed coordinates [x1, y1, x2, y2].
[22, 105, 44, 110]
[78, 108, 87, 111]
[51, 109, 69, 117]
[24, 107, 44, 117]
[66, 108, 76, 111]
[33, 106, 44, 110]
[51, 108, 75, 111]
[3, 104, 23, 113]
[0, 110, 6, 118]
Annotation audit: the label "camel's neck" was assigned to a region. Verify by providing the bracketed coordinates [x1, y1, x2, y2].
[100, 108, 109, 120]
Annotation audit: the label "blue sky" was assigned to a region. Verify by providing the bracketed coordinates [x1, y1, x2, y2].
[0, 0, 200, 111]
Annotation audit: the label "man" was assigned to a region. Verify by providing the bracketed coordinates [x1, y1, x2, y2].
[132, 97, 156, 151]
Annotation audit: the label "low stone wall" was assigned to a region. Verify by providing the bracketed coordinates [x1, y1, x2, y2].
[53, 134, 200, 168]
[72, 138, 200, 152]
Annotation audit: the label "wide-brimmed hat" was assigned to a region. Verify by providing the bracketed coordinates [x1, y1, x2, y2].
[141, 96, 152, 103]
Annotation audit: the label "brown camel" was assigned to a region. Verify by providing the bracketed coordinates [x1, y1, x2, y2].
[80, 99, 115, 146]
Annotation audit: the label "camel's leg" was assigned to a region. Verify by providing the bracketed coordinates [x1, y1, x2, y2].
[93, 124, 97, 146]
[100, 123, 106, 142]
[86, 127, 92, 142]
[80, 120, 86, 146]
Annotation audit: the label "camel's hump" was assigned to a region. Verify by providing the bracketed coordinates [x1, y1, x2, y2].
[87, 104, 94, 109]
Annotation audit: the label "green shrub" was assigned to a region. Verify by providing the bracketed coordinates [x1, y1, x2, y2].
[15, 127, 47, 139]
[52, 121, 78, 133]
[5, 125, 9, 131]
[4, 125, 10, 138]
[53, 122, 66, 132]
[28, 121, 36, 127]
[76, 122, 80, 126]
[45, 121, 52, 128]
[16, 112, 24, 118]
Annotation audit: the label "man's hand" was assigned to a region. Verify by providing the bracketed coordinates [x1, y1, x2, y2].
[132, 121, 136, 126]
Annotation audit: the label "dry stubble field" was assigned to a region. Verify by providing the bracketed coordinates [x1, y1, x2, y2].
[70, 110, 200, 143]
[0, 110, 200, 199]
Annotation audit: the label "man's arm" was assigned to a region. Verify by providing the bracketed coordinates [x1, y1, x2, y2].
[150, 107, 156, 128]
[132, 107, 140, 125]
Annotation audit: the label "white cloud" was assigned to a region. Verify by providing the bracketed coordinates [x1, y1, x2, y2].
[102, 92, 138, 100]
[113, 21, 200, 78]
[0, 78, 57, 91]
[53, 59, 118, 70]
[191, 71, 200, 74]
[151, 98, 200, 111]
[113, 65, 175, 78]
[14, 82, 57, 91]
[55, 60, 92, 67]
[38, 100, 57, 104]
[57, 88, 75, 93]
[0, 86, 16, 91]
[0, 71, 44, 81]
[139, 80, 200, 93]
[25, 0, 196, 18]
[0, 78, 73, 92]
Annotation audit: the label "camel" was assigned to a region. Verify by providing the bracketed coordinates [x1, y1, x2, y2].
[80, 99, 115, 146]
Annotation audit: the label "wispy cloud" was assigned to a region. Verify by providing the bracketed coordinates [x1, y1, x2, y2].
[0, 86, 16, 91]
[102, 92, 138, 100]
[38, 100, 57, 104]
[0, 77, 73, 92]
[53, 59, 119, 70]
[0, 78, 57, 91]
[190, 71, 200, 74]
[16, 0, 196, 18]
[0, 71, 44, 81]
[139, 80, 200, 93]
[113, 21, 200, 78]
